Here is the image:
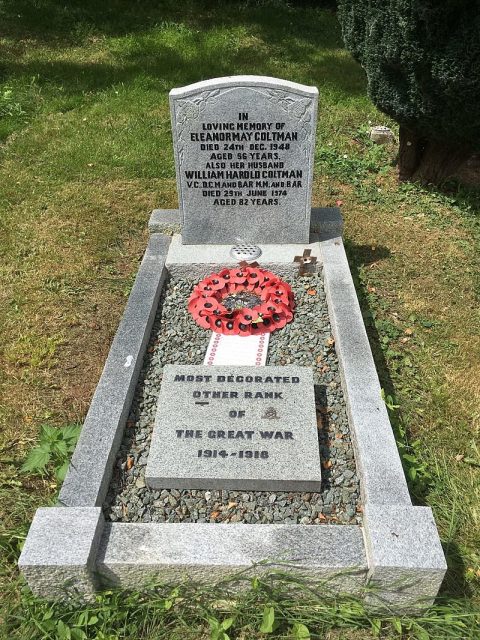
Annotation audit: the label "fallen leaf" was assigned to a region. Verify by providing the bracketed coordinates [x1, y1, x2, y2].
[307, 289, 317, 295]
[126, 456, 134, 470]
[210, 511, 220, 520]
[227, 501, 237, 509]
[455, 454, 464, 462]
[404, 327, 414, 335]
[336, 199, 343, 206]
[367, 286, 376, 293]
[322, 460, 332, 469]
[400, 337, 410, 344]
[317, 513, 327, 521]
[326, 337, 335, 347]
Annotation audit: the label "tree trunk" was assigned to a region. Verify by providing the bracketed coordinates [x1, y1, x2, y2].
[398, 126, 472, 185]
[398, 126, 424, 181]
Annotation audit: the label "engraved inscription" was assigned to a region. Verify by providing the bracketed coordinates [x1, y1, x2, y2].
[169, 372, 298, 463]
[169, 79, 318, 244]
[146, 365, 321, 491]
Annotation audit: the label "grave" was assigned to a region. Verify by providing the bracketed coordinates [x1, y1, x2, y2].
[19, 76, 446, 611]
[145, 365, 321, 491]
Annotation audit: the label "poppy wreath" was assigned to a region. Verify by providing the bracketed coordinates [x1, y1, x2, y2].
[188, 266, 295, 336]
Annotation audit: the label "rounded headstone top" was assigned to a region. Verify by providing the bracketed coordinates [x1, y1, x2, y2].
[169, 75, 319, 98]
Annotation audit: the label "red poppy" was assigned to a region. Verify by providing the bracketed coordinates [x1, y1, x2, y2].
[188, 266, 295, 336]
[196, 313, 212, 329]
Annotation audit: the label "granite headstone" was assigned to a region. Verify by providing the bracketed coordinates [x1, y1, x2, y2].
[146, 364, 322, 491]
[170, 76, 318, 245]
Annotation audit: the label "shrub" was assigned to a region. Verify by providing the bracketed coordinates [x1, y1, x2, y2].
[337, 1, 480, 184]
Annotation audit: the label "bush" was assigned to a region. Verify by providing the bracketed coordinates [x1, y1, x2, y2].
[337, 1, 480, 184]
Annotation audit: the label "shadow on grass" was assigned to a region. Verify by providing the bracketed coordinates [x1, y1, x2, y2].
[439, 541, 472, 599]
[343, 240, 396, 398]
[0, 0, 365, 99]
[1, 0, 341, 47]
[2, 50, 363, 96]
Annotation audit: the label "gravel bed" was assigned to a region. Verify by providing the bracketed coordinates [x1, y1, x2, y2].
[104, 270, 362, 525]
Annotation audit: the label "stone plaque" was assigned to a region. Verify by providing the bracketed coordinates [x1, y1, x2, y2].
[170, 76, 318, 245]
[145, 365, 322, 491]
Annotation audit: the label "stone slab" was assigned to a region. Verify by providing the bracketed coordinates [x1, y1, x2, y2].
[165, 233, 321, 280]
[311, 207, 343, 239]
[170, 76, 318, 244]
[58, 234, 171, 508]
[148, 206, 343, 240]
[18, 507, 104, 600]
[145, 365, 322, 491]
[319, 232, 412, 506]
[363, 504, 447, 611]
[98, 522, 367, 593]
[148, 208, 182, 235]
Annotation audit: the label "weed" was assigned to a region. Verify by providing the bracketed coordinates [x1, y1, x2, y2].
[208, 614, 234, 640]
[3, 573, 480, 639]
[21, 424, 81, 481]
[382, 390, 432, 499]
[0, 87, 25, 118]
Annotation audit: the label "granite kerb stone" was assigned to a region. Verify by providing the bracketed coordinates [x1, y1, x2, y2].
[18, 507, 105, 601]
[149, 209, 182, 235]
[363, 504, 447, 612]
[58, 234, 171, 508]
[319, 233, 411, 507]
[97, 522, 367, 592]
[319, 229, 446, 610]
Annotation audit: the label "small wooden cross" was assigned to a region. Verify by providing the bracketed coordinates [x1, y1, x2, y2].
[238, 260, 259, 269]
[293, 249, 317, 276]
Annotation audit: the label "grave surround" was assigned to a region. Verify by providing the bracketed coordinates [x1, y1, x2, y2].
[145, 365, 322, 491]
[18, 75, 447, 612]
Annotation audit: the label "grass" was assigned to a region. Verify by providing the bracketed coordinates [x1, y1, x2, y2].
[0, 0, 479, 637]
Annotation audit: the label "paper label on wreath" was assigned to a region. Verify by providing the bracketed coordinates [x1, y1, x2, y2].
[204, 333, 269, 366]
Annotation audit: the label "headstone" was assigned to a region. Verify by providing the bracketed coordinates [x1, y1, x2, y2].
[170, 76, 318, 245]
[145, 364, 322, 491]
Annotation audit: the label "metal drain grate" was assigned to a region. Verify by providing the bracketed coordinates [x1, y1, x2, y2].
[229, 244, 262, 262]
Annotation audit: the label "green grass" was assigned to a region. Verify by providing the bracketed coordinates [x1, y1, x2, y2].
[1, 0, 479, 637]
